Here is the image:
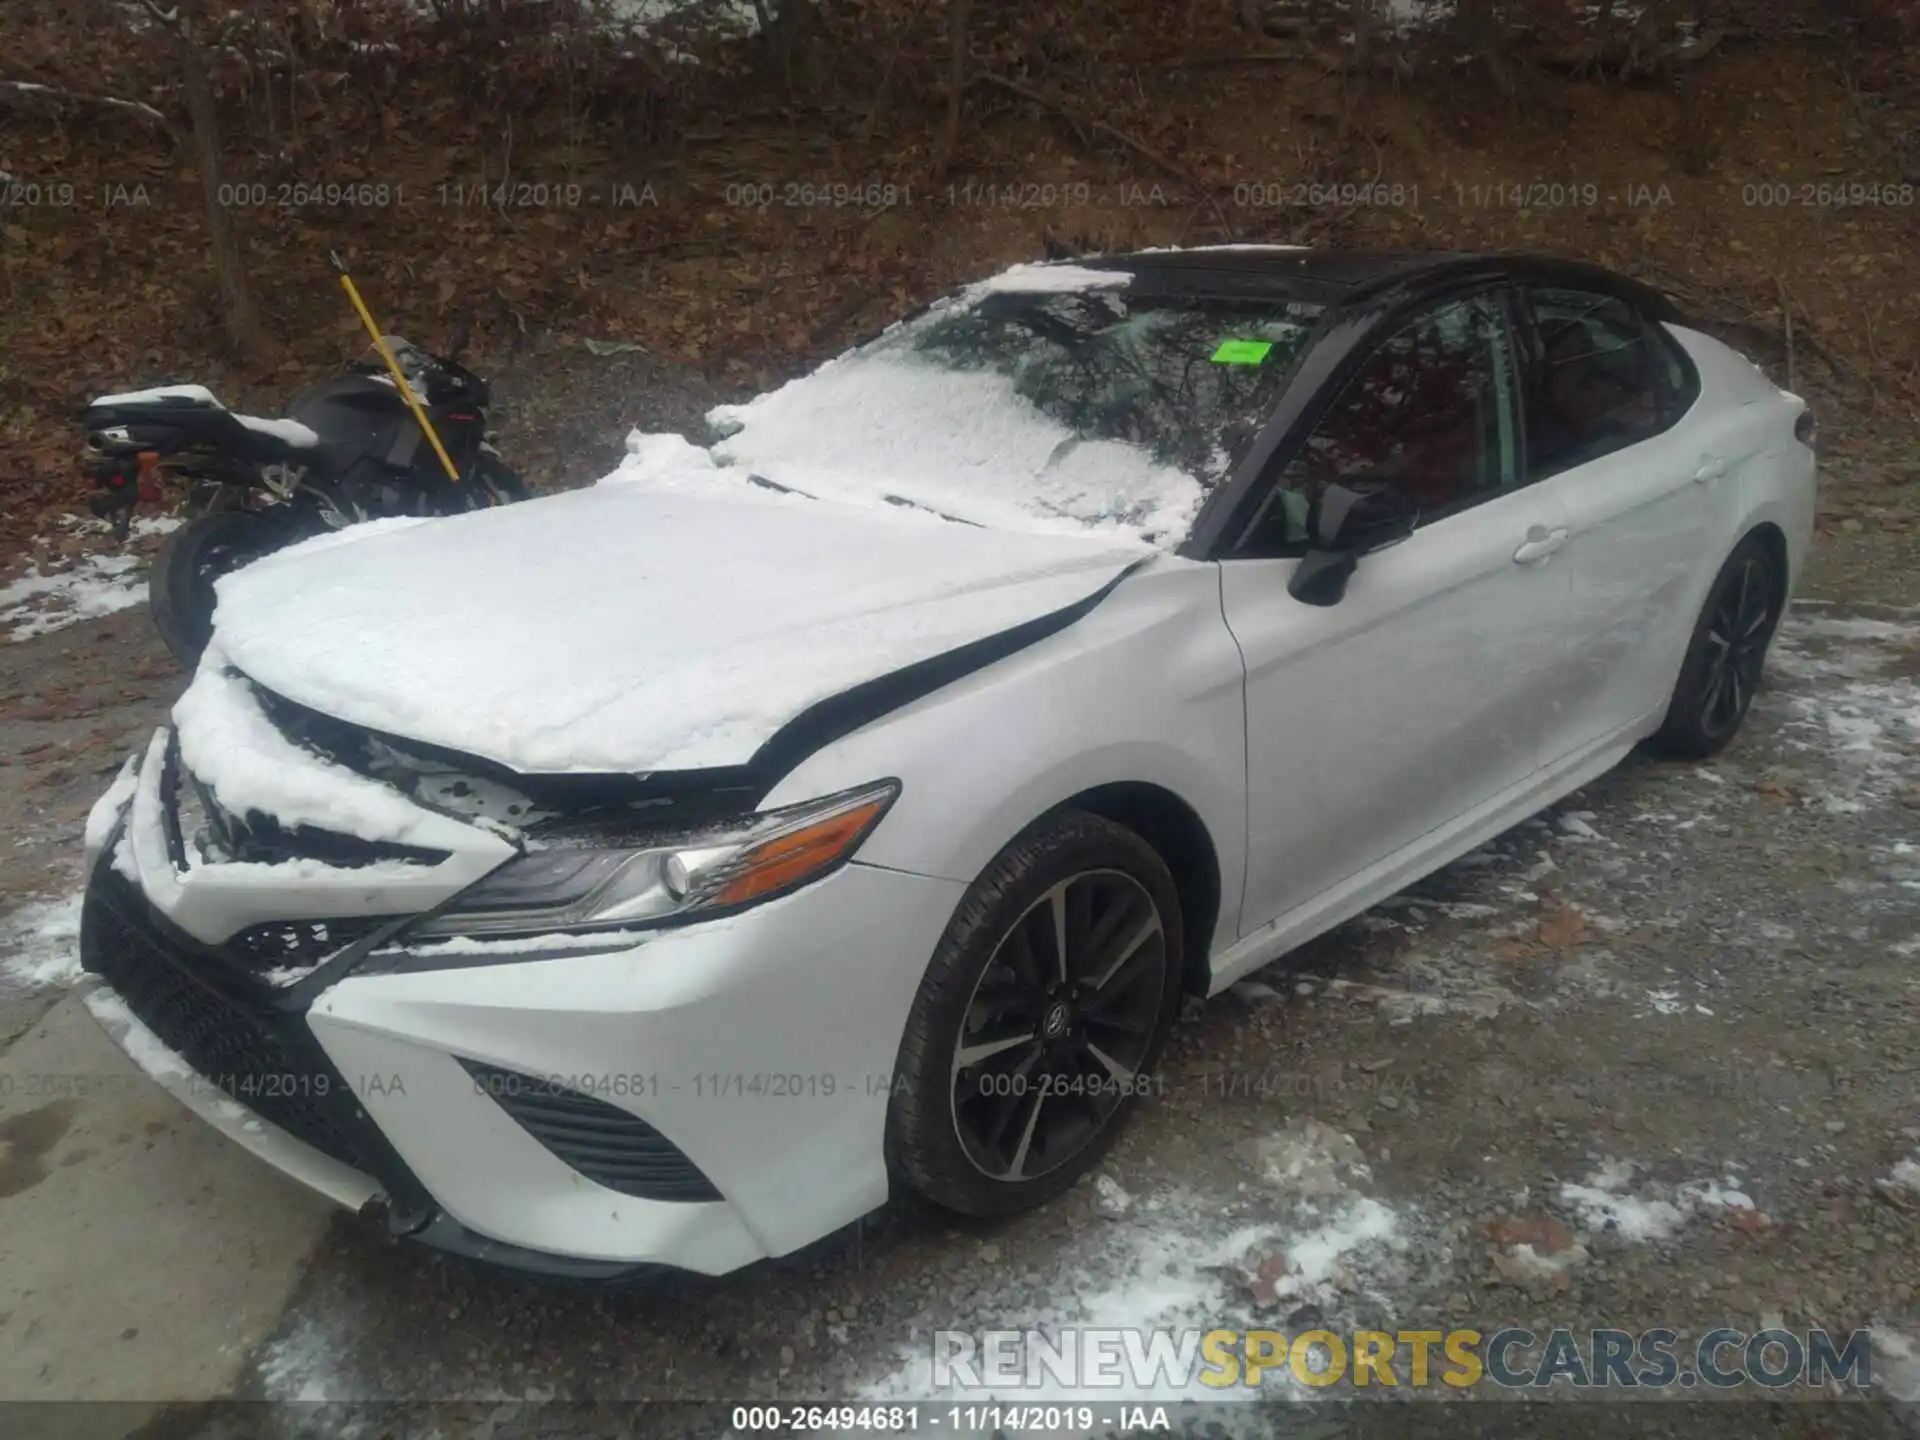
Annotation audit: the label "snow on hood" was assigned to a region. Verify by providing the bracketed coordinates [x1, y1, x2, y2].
[208, 474, 1143, 776]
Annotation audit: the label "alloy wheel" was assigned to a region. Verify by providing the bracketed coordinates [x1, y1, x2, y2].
[949, 869, 1167, 1182]
[1699, 553, 1775, 739]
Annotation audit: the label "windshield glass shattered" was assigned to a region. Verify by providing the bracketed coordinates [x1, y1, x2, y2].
[703, 277, 1323, 548]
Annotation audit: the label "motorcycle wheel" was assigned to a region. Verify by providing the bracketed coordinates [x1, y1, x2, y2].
[148, 511, 285, 668]
[472, 453, 531, 507]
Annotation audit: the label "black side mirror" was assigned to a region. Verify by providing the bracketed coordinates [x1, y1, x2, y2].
[1287, 483, 1419, 607]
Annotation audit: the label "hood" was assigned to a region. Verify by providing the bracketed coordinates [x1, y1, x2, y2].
[209, 473, 1143, 777]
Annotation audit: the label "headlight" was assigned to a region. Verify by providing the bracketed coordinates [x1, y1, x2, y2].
[407, 780, 899, 939]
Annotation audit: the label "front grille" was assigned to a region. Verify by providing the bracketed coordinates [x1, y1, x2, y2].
[461, 1060, 722, 1202]
[81, 867, 368, 1169]
[227, 916, 389, 985]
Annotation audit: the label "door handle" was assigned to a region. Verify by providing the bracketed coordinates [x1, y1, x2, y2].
[1693, 456, 1729, 483]
[1513, 527, 1569, 565]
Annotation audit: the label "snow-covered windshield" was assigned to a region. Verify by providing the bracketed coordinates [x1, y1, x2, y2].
[704, 275, 1323, 547]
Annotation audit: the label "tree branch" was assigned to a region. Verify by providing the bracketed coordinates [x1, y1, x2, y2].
[0, 80, 178, 144]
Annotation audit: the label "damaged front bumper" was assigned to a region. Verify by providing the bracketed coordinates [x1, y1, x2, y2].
[79, 725, 969, 1278]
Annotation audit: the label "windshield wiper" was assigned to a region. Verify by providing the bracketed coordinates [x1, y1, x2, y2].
[882, 493, 984, 527]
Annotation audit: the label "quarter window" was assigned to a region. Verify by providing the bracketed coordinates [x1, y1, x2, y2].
[1524, 287, 1692, 478]
[1231, 294, 1518, 556]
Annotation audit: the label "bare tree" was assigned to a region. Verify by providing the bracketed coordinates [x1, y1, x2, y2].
[934, 0, 972, 175]
[145, 0, 269, 358]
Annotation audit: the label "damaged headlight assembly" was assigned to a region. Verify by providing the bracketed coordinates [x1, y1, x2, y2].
[404, 780, 899, 940]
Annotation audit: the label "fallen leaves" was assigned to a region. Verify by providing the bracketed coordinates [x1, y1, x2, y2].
[1485, 1212, 1589, 1295]
[1489, 901, 1592, 961]
[1535, 903, 1591, 952]
[1486, 1214, 1577, 1254]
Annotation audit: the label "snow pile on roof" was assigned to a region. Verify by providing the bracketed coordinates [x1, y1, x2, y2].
[1557, 1159, 1756, 1242]
[962, 262, 1133, 298]
[0, 894, 84, 993]
[0, 514, 182, 641]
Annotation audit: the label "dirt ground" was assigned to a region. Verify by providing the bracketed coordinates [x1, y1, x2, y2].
[1, 333, 1917, 1438]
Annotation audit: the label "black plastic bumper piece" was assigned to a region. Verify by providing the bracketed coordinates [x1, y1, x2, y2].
[79, 851, 438, 1221]
[460, 1059, 723, 1203]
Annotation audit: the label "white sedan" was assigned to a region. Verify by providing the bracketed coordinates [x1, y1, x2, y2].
[80, 248, 1815, 1277]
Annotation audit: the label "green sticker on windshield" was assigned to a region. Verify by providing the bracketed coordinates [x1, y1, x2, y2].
[1211, 339, 1273, 365]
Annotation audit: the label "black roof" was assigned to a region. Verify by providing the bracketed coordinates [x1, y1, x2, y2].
[1076, 246, 1683, 321]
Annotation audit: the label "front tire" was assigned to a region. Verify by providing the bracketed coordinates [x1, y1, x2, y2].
[148, 511, 283, 668]
[886, 811, 1184, 1218]
[471, 452, 531, 507]
[1648, 532, 1784, 759]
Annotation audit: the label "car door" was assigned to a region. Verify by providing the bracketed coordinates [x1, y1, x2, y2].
[1514, 286, 1737, 761]
[1219, 290, 1575, 940]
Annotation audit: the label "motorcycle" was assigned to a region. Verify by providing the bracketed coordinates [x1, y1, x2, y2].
[82, 331, 528, 667]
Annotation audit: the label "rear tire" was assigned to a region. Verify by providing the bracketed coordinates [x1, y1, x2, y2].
[148, 511, 282, 668]
[885, 811, 1184, 1218]
[471, 452, 531, 507]
[1648, 532, 1784, 759]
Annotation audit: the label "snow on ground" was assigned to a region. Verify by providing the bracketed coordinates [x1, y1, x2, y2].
[256, 1314, 351, 1403]
[1557, 1159, 1756, 1242]
[858, 1121, 1422, 1413]
[1883, 1157, 1920, 1193]
[1769, 611, 1920, 811]
[1385, 0, 1457, 29]
[0, 514, 181, 641]
[398, 0, 761, 39]
[1872, 1326, 1920, 1404]
[0, 894, 84, 993]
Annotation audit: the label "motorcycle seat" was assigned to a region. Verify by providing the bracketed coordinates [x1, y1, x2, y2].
[84, 385, 312, 467]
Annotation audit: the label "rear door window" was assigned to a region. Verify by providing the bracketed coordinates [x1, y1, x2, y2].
[1523, 287, 1695, 478]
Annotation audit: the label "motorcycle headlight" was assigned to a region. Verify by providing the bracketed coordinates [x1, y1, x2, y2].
[407, 780, 899, 939]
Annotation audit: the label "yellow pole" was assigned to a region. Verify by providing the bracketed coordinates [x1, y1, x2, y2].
[329, 252, 462, 483]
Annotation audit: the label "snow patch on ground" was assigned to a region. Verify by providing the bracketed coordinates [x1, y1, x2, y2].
[1872, 1325, 1920, 1403]
[1385, 0, 1457, 30]
[860, 1123, 1417, 1407]
[0, 894, 84, 992]
[0, 514, 181, 641]
[1768, 613, 1920, 808]
[1557, 1159, 1755, 1242]
[256, 1314, 350, 1403]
